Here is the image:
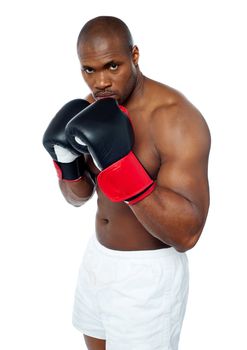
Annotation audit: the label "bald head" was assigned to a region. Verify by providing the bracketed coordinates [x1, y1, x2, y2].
[77, 16, 134, 54]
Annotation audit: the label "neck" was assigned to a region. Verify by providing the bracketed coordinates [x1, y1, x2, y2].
[125, 69, 146, 107]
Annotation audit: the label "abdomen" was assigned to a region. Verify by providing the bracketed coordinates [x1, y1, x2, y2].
[95, 190, 170, 251]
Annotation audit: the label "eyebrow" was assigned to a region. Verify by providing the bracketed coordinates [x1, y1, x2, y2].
[82, 60, 119, 71]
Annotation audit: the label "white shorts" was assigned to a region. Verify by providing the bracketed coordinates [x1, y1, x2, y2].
[72, 234, 189, 350]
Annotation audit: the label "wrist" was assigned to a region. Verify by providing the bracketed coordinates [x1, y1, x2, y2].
[97, 151, 155, 203]
[59, 171, 95, 206]
[53, 155, 86, 181]
[126, 182, 156, 205]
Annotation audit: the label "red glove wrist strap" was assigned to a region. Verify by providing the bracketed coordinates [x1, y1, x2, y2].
[97, 151, 154, 203]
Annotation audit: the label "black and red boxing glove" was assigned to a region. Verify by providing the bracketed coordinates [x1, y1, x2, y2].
[65, 98, 155, 204]
[42, 99, 90, 181]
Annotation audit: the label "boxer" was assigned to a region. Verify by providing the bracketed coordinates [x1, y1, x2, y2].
[43, 16, 210, 350]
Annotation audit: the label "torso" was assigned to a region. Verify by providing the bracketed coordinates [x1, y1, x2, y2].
[86, 77, 181, 250]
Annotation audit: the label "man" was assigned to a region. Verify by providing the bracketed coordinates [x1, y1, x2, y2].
[43, 16, 210, 350]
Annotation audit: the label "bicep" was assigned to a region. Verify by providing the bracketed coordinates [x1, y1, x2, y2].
[154, 105, 211, 215]
[157, 152, 209, 214]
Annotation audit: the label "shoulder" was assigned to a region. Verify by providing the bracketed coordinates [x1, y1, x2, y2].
[147, 81, 211, 160]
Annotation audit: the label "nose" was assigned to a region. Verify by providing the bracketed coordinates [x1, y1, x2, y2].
[95, 71, 112, 90]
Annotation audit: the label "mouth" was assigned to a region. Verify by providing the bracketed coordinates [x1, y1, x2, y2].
[94, 92, 117, 100]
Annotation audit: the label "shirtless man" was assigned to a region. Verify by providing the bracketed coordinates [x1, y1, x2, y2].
[43, 16, 210, 350]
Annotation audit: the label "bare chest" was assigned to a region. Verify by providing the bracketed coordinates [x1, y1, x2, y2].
[129, 109, 160, 179]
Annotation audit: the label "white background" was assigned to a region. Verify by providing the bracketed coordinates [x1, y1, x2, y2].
[1, 0, 246, 349]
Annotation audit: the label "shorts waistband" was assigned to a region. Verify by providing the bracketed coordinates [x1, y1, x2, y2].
[91, 233, 177, 259]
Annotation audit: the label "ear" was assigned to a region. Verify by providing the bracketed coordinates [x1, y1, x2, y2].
[131, 45, 139, 66]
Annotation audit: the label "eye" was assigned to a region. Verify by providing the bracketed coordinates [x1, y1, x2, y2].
[109, 63, 119, 71]
[83, 67, 94, 74]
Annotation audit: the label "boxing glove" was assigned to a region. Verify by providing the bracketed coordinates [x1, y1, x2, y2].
[65, 98, 155, 204]
[42, 99, 90, 181]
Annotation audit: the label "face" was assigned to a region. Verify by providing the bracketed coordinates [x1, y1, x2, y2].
[78, 36, 139, 104]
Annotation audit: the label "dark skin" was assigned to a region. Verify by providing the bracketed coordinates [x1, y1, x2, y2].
[59, 29, 210, 350]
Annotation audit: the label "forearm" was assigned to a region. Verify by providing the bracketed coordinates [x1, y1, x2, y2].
[130, 186, 206, 252]
[59, 170, 95, 206]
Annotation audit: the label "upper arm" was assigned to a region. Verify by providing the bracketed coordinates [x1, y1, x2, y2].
[152, 100, 211, 219]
